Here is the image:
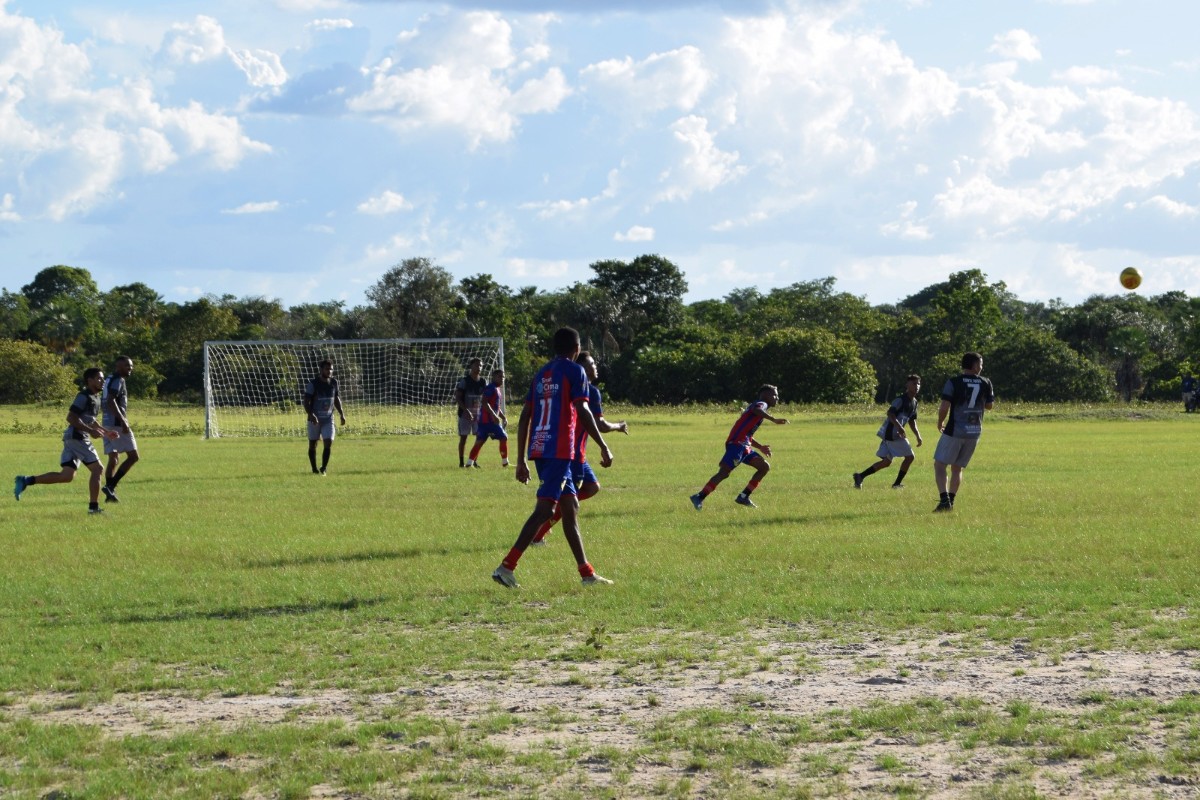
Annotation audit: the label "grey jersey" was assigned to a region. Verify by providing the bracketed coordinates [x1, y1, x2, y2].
[64, 390, 101, 443]
[877, 394, 918, 441]
[456, 375, 487, 418]
[304, 377, 340, 421]
[940, 373, 994, 439]
[102, 374, 128, 427]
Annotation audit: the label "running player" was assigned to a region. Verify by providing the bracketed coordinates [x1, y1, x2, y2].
[933, 352, 995, 512]
[531, 350, 629, 545]
[14, 367, 119, 514]
[465, 369, 510, 468]
[492, 328, 615, 589]
[853, 374, 923, 490]
[690, 384, 789, 510]
[304, 359, 346, 475]
[101, 356, 139, 503]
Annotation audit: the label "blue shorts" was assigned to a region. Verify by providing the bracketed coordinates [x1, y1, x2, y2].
[575, 460, 598, 488]
[475, 422, 507, 442]
[534, 458, 578, 502]
[720, 442, 762, 470]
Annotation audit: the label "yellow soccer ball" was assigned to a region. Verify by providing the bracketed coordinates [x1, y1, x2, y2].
[1120, 267, 1142, 291]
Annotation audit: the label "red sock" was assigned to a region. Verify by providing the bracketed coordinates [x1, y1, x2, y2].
[578, 562, 595, 578]
[499, 441, 508, 459]
[468, 441, 483, 461]
[744, 479, 761, 495]
[701, 481, 717, 496]
[502, 547, 523, 570]
[532, 504, 562, 543]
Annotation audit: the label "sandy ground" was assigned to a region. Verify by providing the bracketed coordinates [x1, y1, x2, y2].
[8, 632, 1200, 797]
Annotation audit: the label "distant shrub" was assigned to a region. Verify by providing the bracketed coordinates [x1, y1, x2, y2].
[0, 339, 78, 403]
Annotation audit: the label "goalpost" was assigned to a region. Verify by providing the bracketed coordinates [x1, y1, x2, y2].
[202, 338, 504, 438]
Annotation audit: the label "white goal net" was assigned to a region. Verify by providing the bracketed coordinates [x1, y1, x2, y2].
[202, 338, 504, 438]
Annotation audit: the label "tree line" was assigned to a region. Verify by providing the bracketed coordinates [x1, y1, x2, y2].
[1, 258, 1196, 406]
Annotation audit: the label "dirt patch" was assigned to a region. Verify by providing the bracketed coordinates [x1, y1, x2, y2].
[9, 632, 1200, 797]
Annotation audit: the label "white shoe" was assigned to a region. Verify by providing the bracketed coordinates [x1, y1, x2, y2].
[491, 566, 519, 588]
[582, 573, 614, 586]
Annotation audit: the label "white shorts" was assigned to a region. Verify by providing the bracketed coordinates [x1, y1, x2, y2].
[104, 429, 138, 455]
[876, 437, 915, 460]
[60, 438, 100, 469]
[933, 435, 978, 469]
[457, 415, 478, 437]
[308, 419, 336, 441]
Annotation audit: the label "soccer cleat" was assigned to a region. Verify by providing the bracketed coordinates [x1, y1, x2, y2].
[690, 493, 704, 511]
[319, 467, 327, 475]
[501, 460, 510, 468]
[582, 573, 614, 586]
[102, 485, 119, 503]
[735, 493, 757, 508]
[469, 461, 481, 469]
[88, 506, 104, 515]
[891, 483, 904, 490]
[491, 566, 519, 588]
[530, 539, 547, 547]
[14, 475, 26, 501]
[853, 473, 863, 489]
[933, 500, 953, 513]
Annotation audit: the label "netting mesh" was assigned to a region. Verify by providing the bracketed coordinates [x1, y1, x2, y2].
[203, 338, 504, 437]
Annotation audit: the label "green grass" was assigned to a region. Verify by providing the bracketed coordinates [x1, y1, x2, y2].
[1, 402, 1199, 797]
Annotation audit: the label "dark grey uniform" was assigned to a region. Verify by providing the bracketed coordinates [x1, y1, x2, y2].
[61, 391, 102, 468]
[933, 373, 995, 467]
[102, 374, 137, 454]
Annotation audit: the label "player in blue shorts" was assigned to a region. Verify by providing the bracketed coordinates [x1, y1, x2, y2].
[531, 350, 628, 544]
[690, 384, 788, 510]
[492, 328, 616, 589]
[14, 367, 120, 514]
[465, 369, 510, 468]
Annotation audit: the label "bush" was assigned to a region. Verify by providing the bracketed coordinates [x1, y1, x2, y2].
[0, 339, 79, 403]
[738, 328, 876, 404]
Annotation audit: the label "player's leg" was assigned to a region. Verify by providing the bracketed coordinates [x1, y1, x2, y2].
[692, 450, 737, 509]
[458, 434, 467, 467]
[308, 439, 319, 473]
[106, 452, 120, 487]
[466, 433, 487, 467]
[933, 460, 952, 511]
[893, 455, 915, 487]
[736, 454, 769, 507]
[498, 430, 509, 466]
[948, 465, 964, 504]
[534, 465, 598, 544]
[854, 457, 893, 488]
[494, 459, 571, 587]
[84, 460, 104, 512]
[558, 492, 610, 585]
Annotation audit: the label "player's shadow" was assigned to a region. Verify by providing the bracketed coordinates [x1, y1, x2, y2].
[101, 596, 387, 626]
[243, 544, 494, 570]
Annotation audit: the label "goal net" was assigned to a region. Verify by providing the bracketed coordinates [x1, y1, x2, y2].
[202, 338, 504, 438]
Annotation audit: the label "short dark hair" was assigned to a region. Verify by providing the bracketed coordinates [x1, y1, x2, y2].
[907, 374, 921, 383]
[758, 384, 778, 397]
[961, 352, 982, 370]
[83, 367, 103, 382]
[467, 357, 483, 367]
[318, 359, 333, 369]
[575, 350, 592, 365]
[116, 355, 132, 365]
[553, 327, 580, 357]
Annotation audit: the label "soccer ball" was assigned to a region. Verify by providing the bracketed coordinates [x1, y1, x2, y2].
[1119, 267, 1142, 291]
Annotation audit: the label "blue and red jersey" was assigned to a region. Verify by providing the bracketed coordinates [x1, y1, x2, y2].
[726, 401, 768, 447]
[573, 383, 605, 461]
[525, 357, 590, 460]
[479, 382, 504, 425]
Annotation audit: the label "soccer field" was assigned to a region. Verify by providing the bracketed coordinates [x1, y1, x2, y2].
[1, 406, 1198, 797]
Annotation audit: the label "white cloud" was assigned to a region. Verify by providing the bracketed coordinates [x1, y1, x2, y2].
[347, 10, 570, 147]
[275, 0, 347, 10]
[506, 257, 570, 279]
[229, 48, 288, 88]
[615, 225, 655, 242]
[364, 234, 416, 260]
[656, 115, 745, 202]
[880, 201, 932, 241]
[989, 29, 1041, 62]
[520, 168, 621, 219]
[1053, 65, 1120, 85]
[580, 45, 710, 114]
[222, 201, 280, 214]
[357, 190, 414, 215]
[1144, 195, 1199, 217]
[307, 19, 354, 32]
[0, 193, 21, 222]
[159, 15, 226, 65]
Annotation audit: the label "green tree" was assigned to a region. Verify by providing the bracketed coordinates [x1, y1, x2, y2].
[0, 290, 31, 339]
[21, 265, 100, 309]
[365, 257, 465, 338]
[156, 299, 241, 398]
[0, 338, 77, 403]
[587, 254, 688, 349]
[987, 325, 1112, 402]
[739, 328, 876, 404]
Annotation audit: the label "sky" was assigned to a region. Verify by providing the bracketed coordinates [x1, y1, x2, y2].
[4, 0, 1200, 310]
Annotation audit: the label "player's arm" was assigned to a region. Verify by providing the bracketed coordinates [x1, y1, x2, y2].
[887, 408, 907, 439]
[67, 409, 115, 441]
[908, 418, 923, 446]
[576, 400, 613, 467]
[594, 415, 629, 436]
[750, 404, 789, 425]
[454, 385, 466, 418]
[515, 401, 533, 483]
[748, 436, 773, 458]
[936, 399, 951, 432]
[303, 392, 316, 422]
[334, 393, 346, 423]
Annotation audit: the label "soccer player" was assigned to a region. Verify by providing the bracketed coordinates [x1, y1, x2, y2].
[933, 352, 995, 512]
[531, 350, 629, 545]
[14, 367, 119, 514]
[465, 369, 510, 468]
[454, 357, 487, 467]
[690, 385, 789, 510]
[853, 374, 923, 490]
[304, 359, 346, 475]
[492, 327, 615, 589]
[101, 356, 139, 503]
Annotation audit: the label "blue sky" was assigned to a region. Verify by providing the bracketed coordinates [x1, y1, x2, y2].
[4, 0, 1200, 309]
